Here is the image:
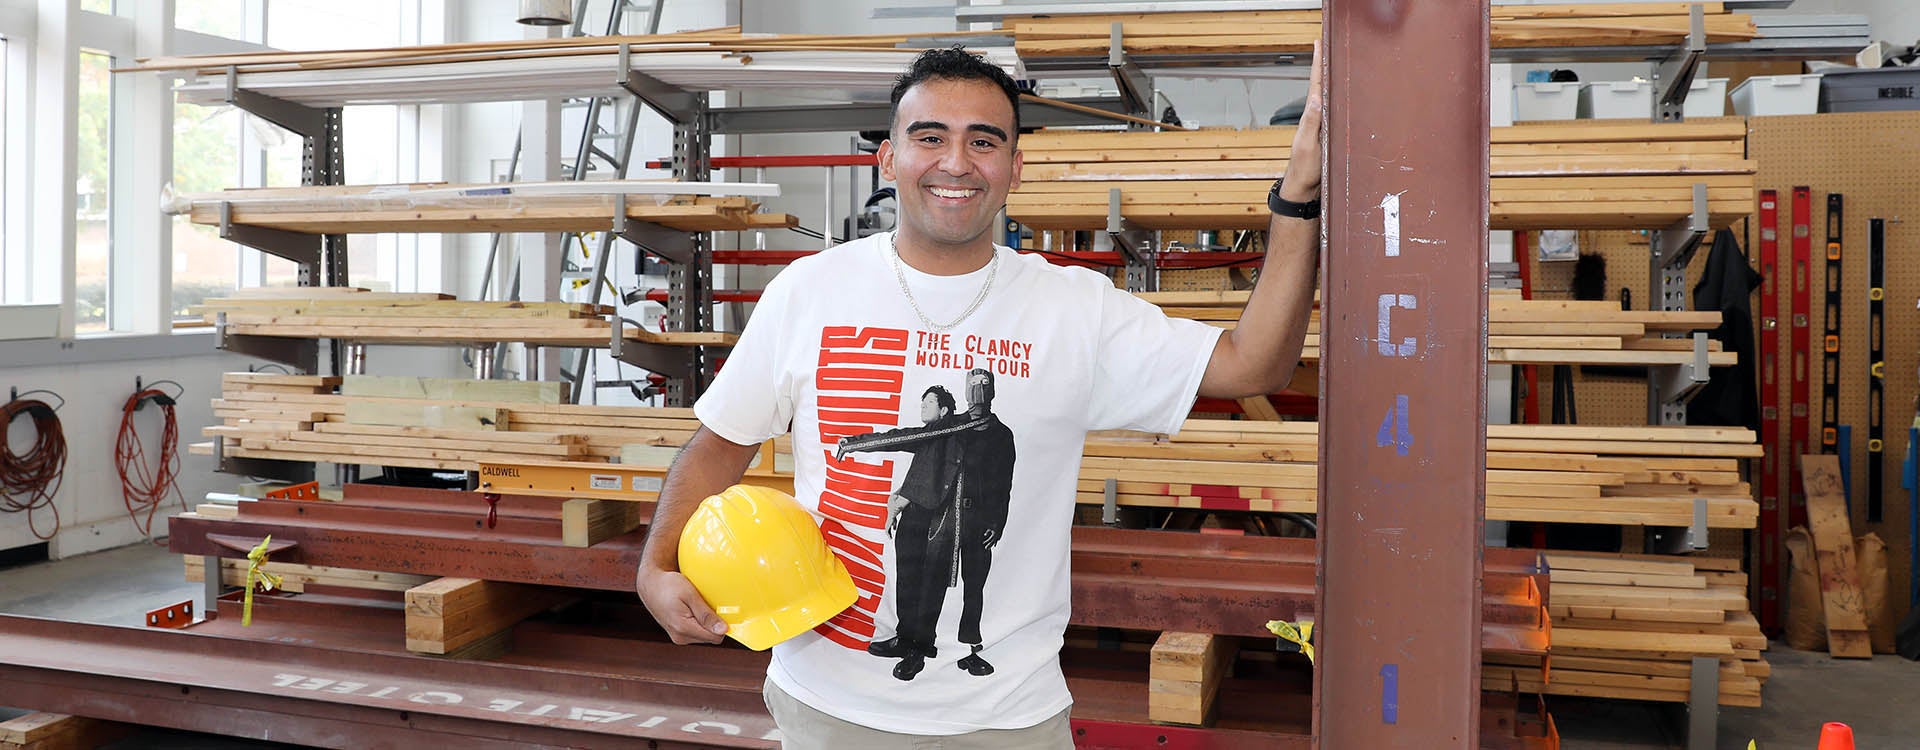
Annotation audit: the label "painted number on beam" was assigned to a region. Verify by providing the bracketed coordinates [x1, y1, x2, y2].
[1377, 395, 1412, 456]
[1381, 193, 1402, 257]
[1377, 294, 1417, 357]
[1381, 663, 1399, 724]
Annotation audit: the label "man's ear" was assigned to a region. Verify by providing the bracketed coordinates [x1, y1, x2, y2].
[878, 138, 897, 183]
[1009, 147, 1023, 192]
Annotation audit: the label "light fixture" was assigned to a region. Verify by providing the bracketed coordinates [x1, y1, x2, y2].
[517, 0, 573, 27]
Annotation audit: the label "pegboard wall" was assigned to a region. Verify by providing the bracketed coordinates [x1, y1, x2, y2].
[1748, 112, 1920, 623]
[1526, 229, 1666, 427]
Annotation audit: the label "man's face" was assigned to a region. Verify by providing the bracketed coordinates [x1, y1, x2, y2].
[920, 392, 944, 422]
[877, 77, 1023, 251]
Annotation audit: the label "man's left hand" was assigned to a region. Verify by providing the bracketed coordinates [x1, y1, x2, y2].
[1280, 39, 1325, 202]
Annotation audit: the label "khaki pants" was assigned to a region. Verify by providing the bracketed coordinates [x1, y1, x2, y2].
[763, 678, 1073, 749]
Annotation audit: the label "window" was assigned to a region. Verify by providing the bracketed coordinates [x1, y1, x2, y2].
[80, 0, 114, 14]
[172, 100, 242, 319]
[75, 49, 113, 333]
[0, 36, 8, 301]
[175, 0, 250, 40]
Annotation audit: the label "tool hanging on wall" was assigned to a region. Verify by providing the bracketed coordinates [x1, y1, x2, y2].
[1869, 218, 1887, 524]
[1756, 189, 1782, 635]
[1790, 187, 1813, 529]
[1823, 194, 1843, 454]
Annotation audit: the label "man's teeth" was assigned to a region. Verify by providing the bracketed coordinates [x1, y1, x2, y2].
[929, 187, 977, 198]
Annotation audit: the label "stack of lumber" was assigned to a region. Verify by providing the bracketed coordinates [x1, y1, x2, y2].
[192, 289, 733, 347]
[182, 183, 797, 234]
[194, 373, 785, 472]
[1485, 551, 1768, 707]
[1008, 3, 1759, 57]
[1141, 290, 1733, 368]
[1080, 419, 1760, 530]
[1006, 120, 1754, 232]
[135, 26, 1023, 107]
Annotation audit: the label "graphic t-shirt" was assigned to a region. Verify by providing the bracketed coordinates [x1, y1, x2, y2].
[692, 231, 1223, 735]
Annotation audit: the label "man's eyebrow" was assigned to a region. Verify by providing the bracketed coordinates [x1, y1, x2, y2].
[904, 120, 948, 134]
[967, 123, 1009, 142]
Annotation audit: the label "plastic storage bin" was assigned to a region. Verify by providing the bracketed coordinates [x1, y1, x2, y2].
[1685, 77, 1729, 116]
[1731, 74, 1823, 116]
[1819, 68, 1920, 113]
[1579, 80, 1651, 119]
[1514, 81, 1580, 121]
[1578, 78, 1730, 119]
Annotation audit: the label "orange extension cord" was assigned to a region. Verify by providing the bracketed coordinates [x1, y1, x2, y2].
[0, 396, 66, 540]
[117, 387, 183, 543]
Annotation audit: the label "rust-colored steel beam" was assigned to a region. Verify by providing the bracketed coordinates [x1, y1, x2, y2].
[1318, 1, 1492, 747]
[171, 492, 1546, 657]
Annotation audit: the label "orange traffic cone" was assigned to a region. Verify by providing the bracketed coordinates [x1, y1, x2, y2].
[1816, 722, 1855, 750]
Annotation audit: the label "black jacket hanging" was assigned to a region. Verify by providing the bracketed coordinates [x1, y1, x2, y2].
[1688, 228, 1764, 431]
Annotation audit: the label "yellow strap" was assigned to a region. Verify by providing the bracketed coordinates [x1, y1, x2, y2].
[243, 535, 284, 627]
[1266, 619, 1315, 665]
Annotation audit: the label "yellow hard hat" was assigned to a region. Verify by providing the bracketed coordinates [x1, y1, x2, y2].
[677, 484, 858, 650]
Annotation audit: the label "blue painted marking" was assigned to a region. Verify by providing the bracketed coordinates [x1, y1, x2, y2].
[1376, 395, 1412, 456]
[1381, 664, 1399, 724]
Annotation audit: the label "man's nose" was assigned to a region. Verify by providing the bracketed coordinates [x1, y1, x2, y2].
[936, 142, 971, 175]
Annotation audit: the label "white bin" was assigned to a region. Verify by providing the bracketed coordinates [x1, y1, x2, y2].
[1579, 80, 1651, 119]
[1685, 77, 1729, 117]
[1731, 74, 1823, 116]
[1513, 81, 1580, 121]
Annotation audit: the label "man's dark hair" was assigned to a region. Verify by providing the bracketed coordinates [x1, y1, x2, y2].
[923, 385, 957, 416]
[890, 45, 1021, 140]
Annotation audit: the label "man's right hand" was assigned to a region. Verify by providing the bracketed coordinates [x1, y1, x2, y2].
[636, 565, 729, 645]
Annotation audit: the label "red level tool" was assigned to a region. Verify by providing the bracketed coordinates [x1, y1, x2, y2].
[1757, 189, 1781, 634]
[1789, 186, 1813, 530]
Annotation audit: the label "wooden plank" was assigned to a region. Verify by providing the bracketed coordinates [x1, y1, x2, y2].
[340, 375, 569, 403]
[1147, 632, 1237, 726]
[404, 577, 575, 657]
[561, 498, 646, 548]
[1550, 628, 1734, 656]
[1548, 569, 1707, 589]
[1800, 454, 1875, 658]
[0, 713, 134, 750]
[344, 401, 506, 431]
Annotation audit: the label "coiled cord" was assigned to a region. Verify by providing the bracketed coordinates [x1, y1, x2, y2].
[117, 386, 184, 543]
[0, 396, 67, 540]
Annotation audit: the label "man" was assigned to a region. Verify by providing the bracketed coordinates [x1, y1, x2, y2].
[637, 41, 1323, 748]
[836, 370, 1015, 682]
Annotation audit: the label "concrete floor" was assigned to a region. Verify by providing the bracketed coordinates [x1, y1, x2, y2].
[4, 543, 1917, 749]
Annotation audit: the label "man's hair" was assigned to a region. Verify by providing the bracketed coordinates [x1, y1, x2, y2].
[923, 385, 957, 415]
[890, 45, 1021, 139]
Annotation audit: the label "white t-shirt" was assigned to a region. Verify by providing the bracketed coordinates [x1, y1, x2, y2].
[693, 231, 1222, 735]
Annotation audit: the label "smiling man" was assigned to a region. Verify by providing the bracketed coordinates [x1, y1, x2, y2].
[636, 45, 1325, 748]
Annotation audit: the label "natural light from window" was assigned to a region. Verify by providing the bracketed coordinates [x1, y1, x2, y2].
[172, 101, 241, 320]
[75, 50, 113, 333]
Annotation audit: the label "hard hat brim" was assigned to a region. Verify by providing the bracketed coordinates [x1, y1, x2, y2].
[726, 572, 860, 651]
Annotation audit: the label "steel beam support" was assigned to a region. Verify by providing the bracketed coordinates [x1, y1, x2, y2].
[1318, 2, 1489, 747]
[1107, 24, 1155, 122]
[1651, 4, 1708, 123]
[212, 312, 319, 374]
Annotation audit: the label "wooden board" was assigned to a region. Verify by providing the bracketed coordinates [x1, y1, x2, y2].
[341, 375, 569, 404]
[344, 401, 506, 431]
[0, 713, 134, 750]
[1148, 632, 1237, 726]
[561, 499, 646, 548]
[404, 577, 575, 657]
[1800, 454, 1875, 658]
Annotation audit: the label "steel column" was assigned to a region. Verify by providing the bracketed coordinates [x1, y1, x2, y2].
[1319, 2, 1489, 747]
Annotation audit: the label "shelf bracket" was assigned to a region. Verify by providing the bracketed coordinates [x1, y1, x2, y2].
[211, 433, 316, 484]
[1106, 188, 1156, 291]
[1654, 183, 1712, 273]
[618, 43, 698, 125]
[220, 202, 321, 285]
[1107, 23, 1155, 126]
[1651, 4, 1708, 123]
[224, 67, 327, 139]
[609, 325, 699, 378]
[214, 312, 319, 373]
[611, 194, 695, 264]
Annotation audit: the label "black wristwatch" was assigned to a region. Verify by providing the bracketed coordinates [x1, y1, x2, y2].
[1268, 178, 1321, 220]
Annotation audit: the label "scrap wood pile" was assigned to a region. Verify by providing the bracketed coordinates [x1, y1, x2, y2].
[178, 183, 797, 235]
[1139, 290, 1734, 368]
[1008, 120, 1753, 232]
[1007, 3, 1759, 56]
[1081, 419, 1760, 530]
[191, 289, 733, 347]
[192, 372, 785, 472]
[1485, 551, 1767, 707]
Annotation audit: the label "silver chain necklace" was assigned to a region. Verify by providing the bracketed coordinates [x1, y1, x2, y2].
[888, 232, 999, 332]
